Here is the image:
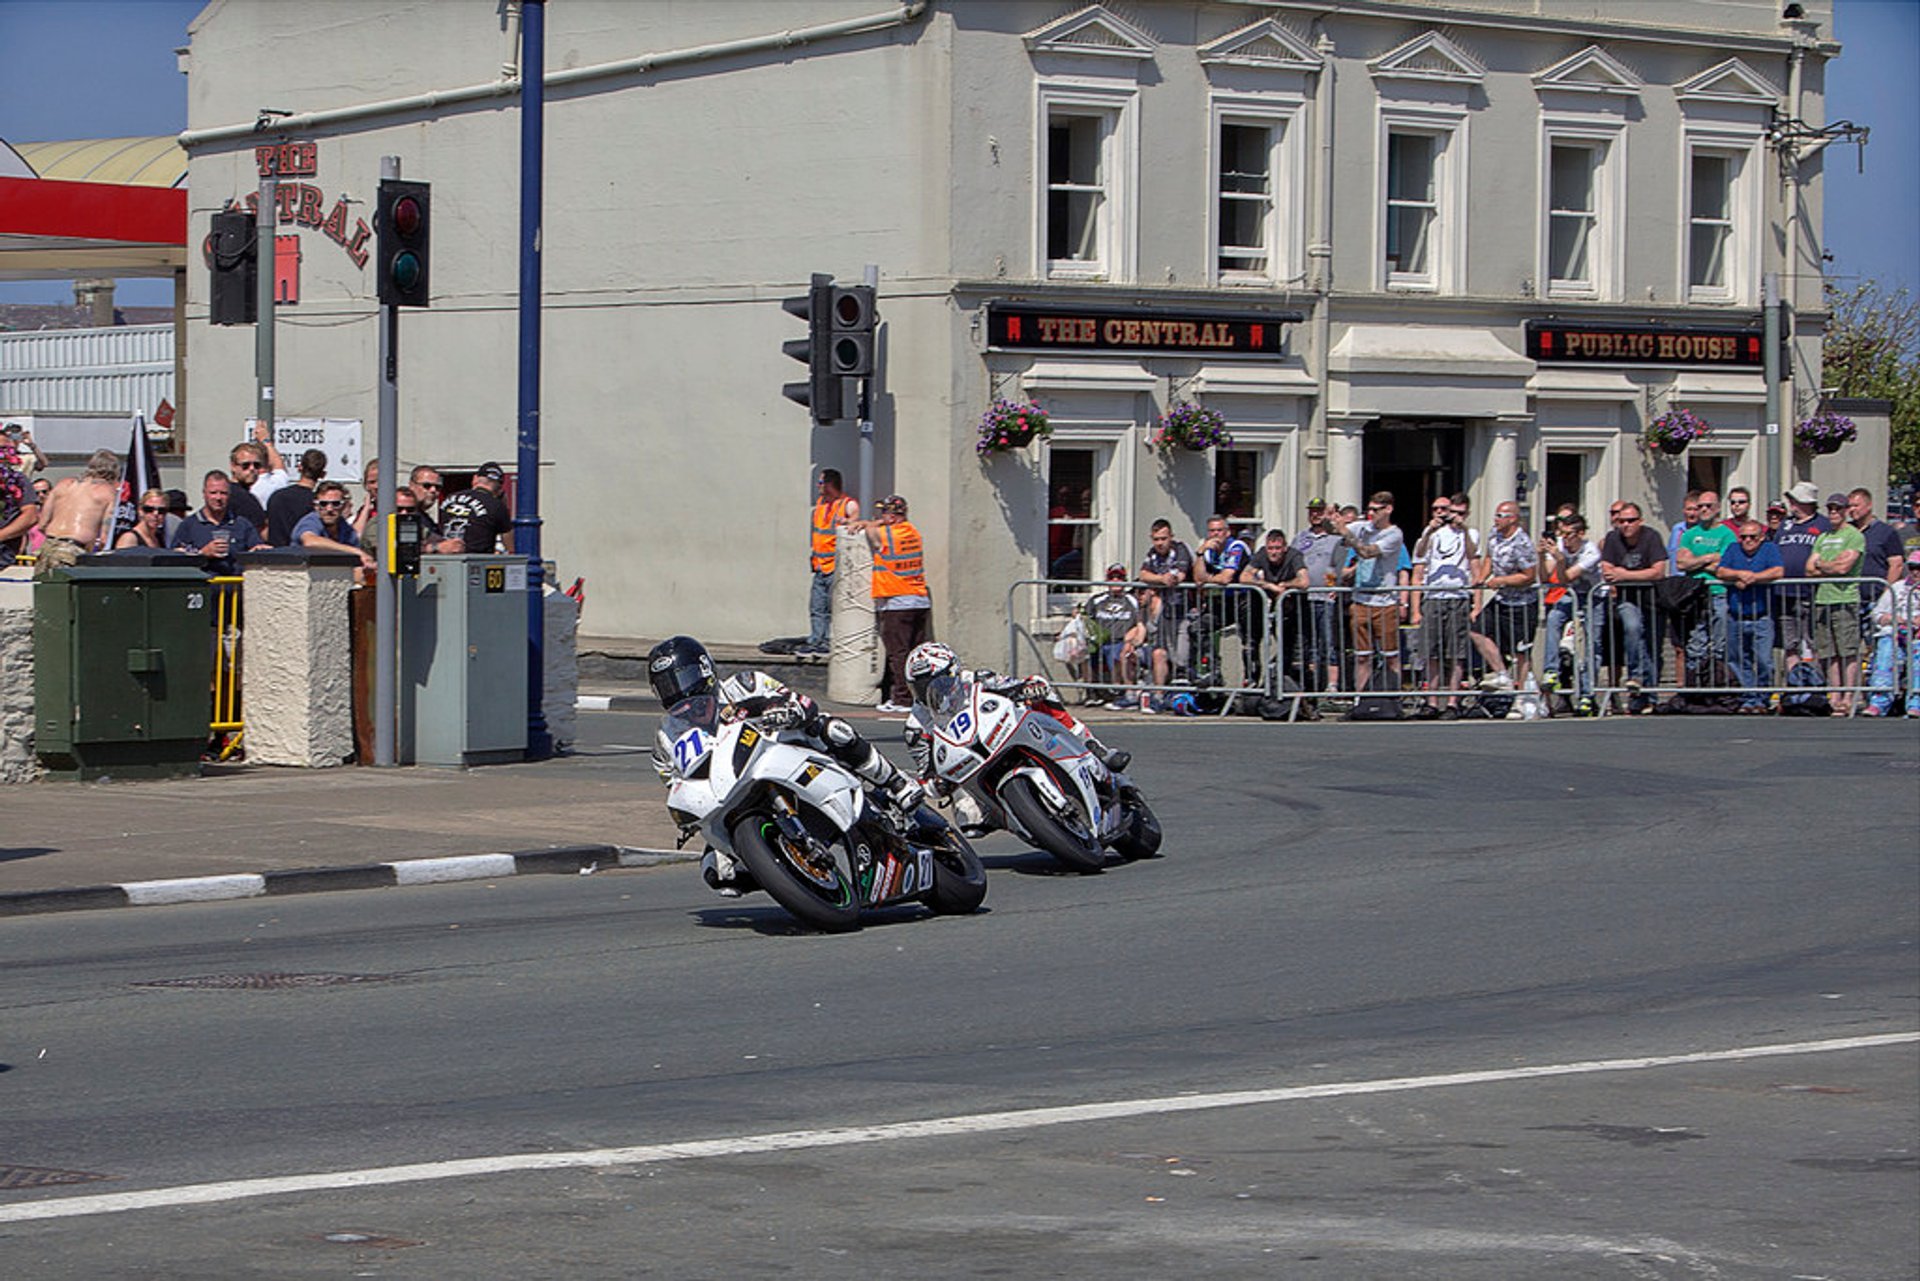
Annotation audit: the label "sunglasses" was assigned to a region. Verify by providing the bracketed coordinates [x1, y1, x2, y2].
[232, 460, 261, 469]
[1367, 503, 1388, 511]
[1614, 516, 1641, 524]
[140, 505, 168, 513]
[315, 500, 347, 509]
[418, 481, 442, 490]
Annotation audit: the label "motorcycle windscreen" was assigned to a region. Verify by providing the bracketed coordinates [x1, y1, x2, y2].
[662, 695, 720, 775]
[925, 674, 969, 721]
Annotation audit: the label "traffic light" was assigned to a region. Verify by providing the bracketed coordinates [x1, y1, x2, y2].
[828, 285, 876, 379]
[782, 273, 837, 422]
[207, 209, 257, 326]
[375, 178, 431, 307]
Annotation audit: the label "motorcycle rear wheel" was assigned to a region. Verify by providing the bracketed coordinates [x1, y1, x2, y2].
[1000, 775, 1104, 873]
[731, 813, 861, 933]
[924, 823, 987, 914]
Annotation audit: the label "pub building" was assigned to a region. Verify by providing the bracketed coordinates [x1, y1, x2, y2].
[173, 1, 1878, 662]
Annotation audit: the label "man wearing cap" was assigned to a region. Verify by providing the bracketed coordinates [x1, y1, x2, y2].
[440, 463, 515, 554]
[1807, 493, 1866, 713]
[1292, 498, 1347, 696]
[856, 495, 929, 713]
[1774, 482, 1827, 660]
[1086, 563, 1149, 700]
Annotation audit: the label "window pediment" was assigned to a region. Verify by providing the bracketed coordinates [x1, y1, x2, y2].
[1198, 18, 1321, 73]
[1676, 58, 1779, 106]
[1368, 31, 1486, 86]
[1025, 5, 1158, 62]
[1533, 45, 1644, 98]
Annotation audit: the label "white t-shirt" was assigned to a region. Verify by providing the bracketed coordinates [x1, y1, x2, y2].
[1349, 520, 1405, 607]
[1421, 524, 1479, 599]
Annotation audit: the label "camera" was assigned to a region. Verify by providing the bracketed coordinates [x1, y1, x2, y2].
[1543, 515, 1558, 535]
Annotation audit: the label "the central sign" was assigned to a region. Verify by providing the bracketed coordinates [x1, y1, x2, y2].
[987, 303, 1299, 356]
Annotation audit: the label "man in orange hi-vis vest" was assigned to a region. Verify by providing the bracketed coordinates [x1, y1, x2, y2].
[857, 494, 930, 713]
[804, 469, 861, 658]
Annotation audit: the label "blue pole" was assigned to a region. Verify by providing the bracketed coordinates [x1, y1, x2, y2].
[518, 0, 551, 760]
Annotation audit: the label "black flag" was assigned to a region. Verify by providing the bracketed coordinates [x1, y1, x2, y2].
[107, 412, 163, 547]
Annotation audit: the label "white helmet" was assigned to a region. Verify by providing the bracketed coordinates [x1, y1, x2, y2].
[904, 641, 958, 705]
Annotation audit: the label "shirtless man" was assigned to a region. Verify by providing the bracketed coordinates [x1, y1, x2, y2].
[33, 449, 122, 578]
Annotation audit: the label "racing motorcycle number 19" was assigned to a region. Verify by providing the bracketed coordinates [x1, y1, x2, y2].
[950, 711, 972, 739]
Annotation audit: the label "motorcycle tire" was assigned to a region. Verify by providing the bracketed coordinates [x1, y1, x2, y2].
[924, 823, 988, 915]
[1111, 792, 1163, 861]
[1000, 774, 1104, 873]
[730, 813, 861, 933]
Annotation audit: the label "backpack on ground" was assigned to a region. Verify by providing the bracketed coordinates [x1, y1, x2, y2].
[1779, 660, 1831, 717]
[1344, 667, 1404, 721]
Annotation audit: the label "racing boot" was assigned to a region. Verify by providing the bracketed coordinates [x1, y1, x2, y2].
[1086, 738, 1131, 775]
[700, 847, 757, 898]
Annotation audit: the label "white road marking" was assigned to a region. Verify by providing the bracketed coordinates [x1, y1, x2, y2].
[576, 695, 613, 710]
[3, 1031, 1911, 1224]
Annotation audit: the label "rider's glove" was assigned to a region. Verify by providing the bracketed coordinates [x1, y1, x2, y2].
[756, 702, 804, 730]
[1018, 677, 1054, 704]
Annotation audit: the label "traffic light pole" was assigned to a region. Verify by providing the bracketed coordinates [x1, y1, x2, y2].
[255, 160, 276, 443]
[374, 154, 401, 768]
[857, 262, 877, 508]
[517, 0, 551, 761]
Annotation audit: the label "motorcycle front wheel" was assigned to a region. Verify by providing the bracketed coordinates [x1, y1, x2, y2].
[1000, 775, 1104, 873]
[731, 812, 861, 933]
[923, 821, 987, 915]
[1111, 791, 1163, 861]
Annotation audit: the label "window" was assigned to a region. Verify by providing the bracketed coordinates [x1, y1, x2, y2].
[1688, 151, 1734, 292]
[1048, 114, 1106, 265]
[1548, 143, 1598, 288]
[1046, 448, 1098, 585]
[1214, 450, 1261, 526]
[1038, 85, 1136, 282]
[1385, 131, 1437, 279]
[1218, 123, 1272, 275]
[1681, 134, 1756, 305]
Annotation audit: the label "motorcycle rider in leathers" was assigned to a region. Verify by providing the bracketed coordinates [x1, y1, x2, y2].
[898, 642, 1130, 821]
[648, 635, 925, 897]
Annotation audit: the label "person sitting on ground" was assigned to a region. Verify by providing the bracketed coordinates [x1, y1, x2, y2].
[33, 449, 123, 578]
[114, 488, 172, 550]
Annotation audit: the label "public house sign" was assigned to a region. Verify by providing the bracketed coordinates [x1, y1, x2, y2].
[1526, 320, 1764, 367]
[988, 303, 1301, 356]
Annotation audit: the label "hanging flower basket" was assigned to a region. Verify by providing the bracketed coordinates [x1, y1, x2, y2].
[974, 398, 1050, 457]
[1643, 406, 1709, 456]
[1147, 402, 1232, 455]
[1795, 408, 1857, 456]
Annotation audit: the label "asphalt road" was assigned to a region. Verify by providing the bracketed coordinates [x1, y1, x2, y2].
[1, 713, 1915, 1278]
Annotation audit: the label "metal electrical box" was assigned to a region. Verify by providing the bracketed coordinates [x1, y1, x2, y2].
[398, 554, 527, 766]
[34, 564, 216, 779]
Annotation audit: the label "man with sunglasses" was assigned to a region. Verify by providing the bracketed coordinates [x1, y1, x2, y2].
[1597, 503, 1666, 711]
[225, 423, 289, 530]
[1807, 493, 1866, 713]
[1716, 519, 1785, 712]
[290, 481, 375, 572]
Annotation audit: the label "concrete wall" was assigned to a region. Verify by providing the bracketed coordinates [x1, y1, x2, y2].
[0, 574, 38, 784]
[241, 562, 355, 767]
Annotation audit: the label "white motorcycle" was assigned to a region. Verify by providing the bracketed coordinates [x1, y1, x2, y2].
[915, 674, 1161, 873]
[661, 695, 986, 931]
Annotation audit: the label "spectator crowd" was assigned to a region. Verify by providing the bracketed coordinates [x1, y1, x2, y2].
[1054, 484, 1920, 720]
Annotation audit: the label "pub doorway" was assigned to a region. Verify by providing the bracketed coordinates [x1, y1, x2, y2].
[1363, 419, 1464, 548]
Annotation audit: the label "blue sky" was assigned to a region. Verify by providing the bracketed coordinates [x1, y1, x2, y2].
[1, 0, 1916, 306]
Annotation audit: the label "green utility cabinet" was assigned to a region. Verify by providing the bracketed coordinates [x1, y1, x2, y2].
[34, 564, 216, 779]
[398, 554, 527, 767]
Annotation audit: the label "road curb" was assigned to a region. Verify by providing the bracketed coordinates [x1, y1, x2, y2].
[0, 844, 696, 918]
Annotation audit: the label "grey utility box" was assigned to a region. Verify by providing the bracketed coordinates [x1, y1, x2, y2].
[399, 554, 527, 767]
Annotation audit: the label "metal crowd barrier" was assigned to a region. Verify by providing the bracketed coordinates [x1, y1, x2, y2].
[1006, 571, 1919, 720]
[210, 575, 245, 756]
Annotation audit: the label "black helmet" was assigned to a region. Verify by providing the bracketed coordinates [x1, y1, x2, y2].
[647, 635, 716, 706]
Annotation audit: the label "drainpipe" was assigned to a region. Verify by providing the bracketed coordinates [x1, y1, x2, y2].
[1776, 39, 1807, 498]
[1307, 31, 1335, 504]
[178, 2, 931, 149]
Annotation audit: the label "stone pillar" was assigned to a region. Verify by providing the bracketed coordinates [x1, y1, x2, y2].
[240, 551, 358, 767]
[0, 575, 38, 784]
[542, 581, 579, 753]
[827, 528, 881, 706]
[1483, 419, 1525, 513]
[1326, 418, 1365, 508]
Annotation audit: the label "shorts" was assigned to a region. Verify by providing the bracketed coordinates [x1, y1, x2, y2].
[31, 536, 85, 578]
[1811, 601, 1862, 662]
[1472, 599, 1540, 656]
[1775, 593, 1814, 659]
[1349, 602, 1400, 654]
[1419, 596, 1471, 666]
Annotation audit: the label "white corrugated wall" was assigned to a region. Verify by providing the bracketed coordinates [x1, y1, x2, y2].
[0, 324, 173, 415]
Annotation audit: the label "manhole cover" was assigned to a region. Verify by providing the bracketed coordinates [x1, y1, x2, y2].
[0, 1164, 113, 1190]
[132, 973, 401, 990]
